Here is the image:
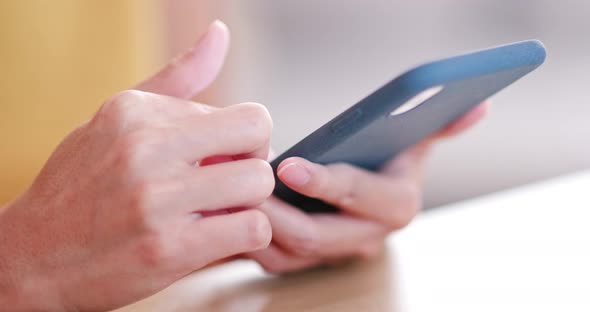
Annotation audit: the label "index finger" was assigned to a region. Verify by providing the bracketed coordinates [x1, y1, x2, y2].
[147, 98, 273, 163]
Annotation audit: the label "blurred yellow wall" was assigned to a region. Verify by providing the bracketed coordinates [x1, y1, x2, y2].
[0, 1, 163, 204]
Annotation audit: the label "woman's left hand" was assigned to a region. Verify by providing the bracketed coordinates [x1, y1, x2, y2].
[246, 102, 488, 273]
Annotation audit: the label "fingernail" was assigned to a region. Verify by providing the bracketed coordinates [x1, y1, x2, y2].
[211, 19, 228, 32]
[277, 163, 311, 187]
[190, 20, 225, 51]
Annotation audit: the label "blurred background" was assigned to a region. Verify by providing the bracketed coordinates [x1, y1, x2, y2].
[1, 0, 589, 208]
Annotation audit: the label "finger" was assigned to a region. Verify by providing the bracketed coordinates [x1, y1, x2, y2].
[276, 158, 421, 228]
[135, 20, 230, 99]
[178, 102, 273, 162]
[248, 235, 386, 273]
[381, 101, 490, 180]
[131, 99, 272, 163]
[179, 210, 271, 270]
[104, 91, 272, 162]
[257, 197, 389, 256]
[246, 244, 321, 273]
[435, 101, 490, 138]
[154, 158, 275, 213]
[356, 241, 386, 260]
[307, 214, 390, 256]
[379, 139, 431, 183]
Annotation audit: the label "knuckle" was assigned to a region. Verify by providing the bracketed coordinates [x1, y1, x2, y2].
[108, 90, 147, 108]
[249, 157, 272, 173]
[334, 185, 358, 209]
[251, 159, 275, 196]
[135, 231, 172, 268]
[236, 102, 273, 141]
[189, 101, 215, 115]
[240, 159, 275, 205]
[244, 211, 272, 249]
[127, 181, 159, 230]
[96, 90, 148, 129]
[113, 131, 153, 171]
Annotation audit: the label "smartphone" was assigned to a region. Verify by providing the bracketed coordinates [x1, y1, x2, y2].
[270, 40, 546, 213]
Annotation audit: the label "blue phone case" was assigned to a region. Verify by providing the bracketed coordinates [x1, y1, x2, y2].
[271, 40, 546, 213]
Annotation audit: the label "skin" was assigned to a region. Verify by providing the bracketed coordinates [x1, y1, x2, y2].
[246, 109, 487, 272]
[0, 20, 488, 311]
[0, 22, 274, 311]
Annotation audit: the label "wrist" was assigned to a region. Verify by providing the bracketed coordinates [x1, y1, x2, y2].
[0, 201, 65, 311]
[0, 204, 16, 302]
[0, 277, 63, 311]
[0, 206, 26, 310]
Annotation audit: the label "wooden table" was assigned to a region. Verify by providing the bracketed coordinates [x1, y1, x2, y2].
[116, 171, 590, 312]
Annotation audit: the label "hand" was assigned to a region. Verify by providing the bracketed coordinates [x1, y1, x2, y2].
[0, 21, 274, 311]
[246, 103, 489, 273]
[130, 20, 489, 273]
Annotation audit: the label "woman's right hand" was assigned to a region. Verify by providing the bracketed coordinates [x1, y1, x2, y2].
[0, 21, 274, 312]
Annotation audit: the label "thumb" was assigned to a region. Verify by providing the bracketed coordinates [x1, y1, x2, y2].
[135, 20, 230, 100]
